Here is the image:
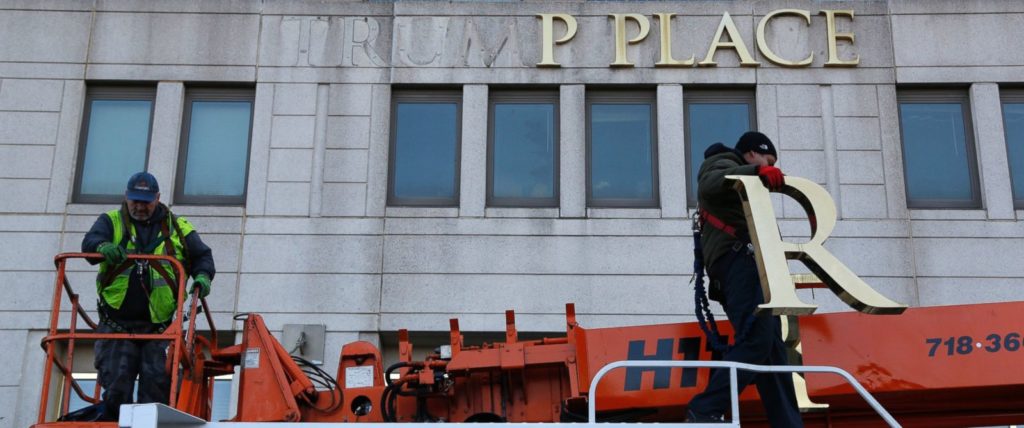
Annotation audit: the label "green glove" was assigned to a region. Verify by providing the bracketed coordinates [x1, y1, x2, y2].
[190, 274, 212, 299]
[96, 242, 127, 265]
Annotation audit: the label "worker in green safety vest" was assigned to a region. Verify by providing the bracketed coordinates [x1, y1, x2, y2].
[81, 171, 215, 421]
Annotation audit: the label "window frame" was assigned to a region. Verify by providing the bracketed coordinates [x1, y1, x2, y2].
[1000, 89, 1024, 209]
[73, 86, 157, 204]
[173, 87, 255, 206]
[387, 90, 463, 207]
[896, 89, 982, 209]
[487, 90, 560, 208]
[585, 90, 660, 208]
[683, 89, 757, 207]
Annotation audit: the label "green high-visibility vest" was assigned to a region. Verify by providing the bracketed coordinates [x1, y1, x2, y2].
[96, 207, 194, 324]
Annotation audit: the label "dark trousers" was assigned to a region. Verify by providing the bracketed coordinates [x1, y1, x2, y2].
[688, 248, 804, 428]
[94, 323, 170, 420]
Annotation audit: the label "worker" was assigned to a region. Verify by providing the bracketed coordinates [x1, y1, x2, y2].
[81, 172, 215, 421]
[686, 132, 803, 426]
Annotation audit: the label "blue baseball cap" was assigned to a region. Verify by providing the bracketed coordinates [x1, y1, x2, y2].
[125, 172, 160, 202]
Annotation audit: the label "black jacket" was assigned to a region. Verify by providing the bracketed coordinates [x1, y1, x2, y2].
[82, 203, 215, 324]
[696, 143, 760, 270]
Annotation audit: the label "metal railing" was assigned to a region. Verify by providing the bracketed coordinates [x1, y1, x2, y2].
[37, 253, 218, 424]
[587, 360, 901, 427]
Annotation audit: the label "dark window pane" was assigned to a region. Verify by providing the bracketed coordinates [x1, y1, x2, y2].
[182, 100, 253, 198]
[393, 102, 459, 201]
[688, 103, 751, 200]
[492, 103, 556, 201]
[66, 379, 98, 413]
[211, 378, 233, 422]
[65, 376, 233, 420]
[899, 103, 975, 203]
[79, 100, 152, 196]
[591, 103, 655, 203]
[1003, 102, 1024, 204]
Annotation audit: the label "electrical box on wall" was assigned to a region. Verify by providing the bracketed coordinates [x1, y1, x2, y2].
[282, 324, 326, 365]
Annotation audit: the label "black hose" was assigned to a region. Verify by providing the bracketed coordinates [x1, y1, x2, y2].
[291, 355, 341, 413]
[384, 362, 410, 386]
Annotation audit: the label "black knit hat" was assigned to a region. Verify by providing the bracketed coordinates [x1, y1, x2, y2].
[734, 131, 777, 158]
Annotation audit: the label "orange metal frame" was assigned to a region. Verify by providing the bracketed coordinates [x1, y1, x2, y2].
[35, 253, 220, 426]
[33, 253, 1024, 427]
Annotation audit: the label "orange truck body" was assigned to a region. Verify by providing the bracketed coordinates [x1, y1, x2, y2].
[35, 254, 1024, 427]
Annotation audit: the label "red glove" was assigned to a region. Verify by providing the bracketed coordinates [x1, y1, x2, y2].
[757, 165, 785, 190]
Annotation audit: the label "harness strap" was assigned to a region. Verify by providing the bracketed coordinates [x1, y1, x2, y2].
[698, 208, 738, 238]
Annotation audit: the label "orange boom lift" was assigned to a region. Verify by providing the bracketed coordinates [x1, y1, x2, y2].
[31, 177, 1024, 428]
[34, 254, 1024, 427]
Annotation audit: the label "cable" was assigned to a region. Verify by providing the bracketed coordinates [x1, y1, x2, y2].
[384, 362, 410, 386]
[291, 355, 342, 413]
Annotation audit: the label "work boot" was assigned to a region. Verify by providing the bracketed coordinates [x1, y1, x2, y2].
[685, 409, 726, 423]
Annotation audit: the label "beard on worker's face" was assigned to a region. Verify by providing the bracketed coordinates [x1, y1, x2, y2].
[129, 203, 154, 221]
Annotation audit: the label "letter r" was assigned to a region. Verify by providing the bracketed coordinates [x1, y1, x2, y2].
[726, 175, 907, 316]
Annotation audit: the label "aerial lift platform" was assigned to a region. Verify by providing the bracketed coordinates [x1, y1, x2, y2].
[32, 176, 1024, 427]
[32, 253, 1024, 428]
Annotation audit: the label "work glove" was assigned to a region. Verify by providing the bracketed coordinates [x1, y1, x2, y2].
[96, 242, 127, 265]
[757, 165, 785, 191]
[190, 274, 212, 299]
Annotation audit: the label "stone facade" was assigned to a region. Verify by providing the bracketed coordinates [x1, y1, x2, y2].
[2, 1, 1024, 425]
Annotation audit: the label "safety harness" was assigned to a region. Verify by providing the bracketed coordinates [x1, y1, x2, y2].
[691, 208, 756, 353]
[97, 204, 191, 332]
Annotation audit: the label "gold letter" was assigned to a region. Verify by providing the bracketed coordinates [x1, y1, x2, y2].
[726, 175, 907, 316]
[756, 9, 813, 67]
[609, 14, 650, 67]
[537, 13, 578, 67]
[699, 12, 760, 67]
[820, 9, 859, 67]
[655, 13, 694, 67]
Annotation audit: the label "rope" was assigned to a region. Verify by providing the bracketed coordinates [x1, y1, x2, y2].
[692, 216, 728, 353]
[691, 213, 757, 354]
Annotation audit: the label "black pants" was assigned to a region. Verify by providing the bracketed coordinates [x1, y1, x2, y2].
[94, 323, 170, 420]
[688, 248, 803, 428]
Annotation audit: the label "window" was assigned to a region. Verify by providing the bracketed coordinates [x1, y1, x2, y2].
[388, 91, 462, 206]
[64, 373, 233, 421]
[897, 90, 981, 208]
[684, 90, 756, 206]
[74, 86, 156, 203]
[488, 91, 559, 207]
[1002, 90, 1024, 208]
[586, 91, 658, 208]
[174, 88, 254, 205]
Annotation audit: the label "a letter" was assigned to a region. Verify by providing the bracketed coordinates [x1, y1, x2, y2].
[820, 10, 859, 67]
[537, 13, 578, 67]
[624, 339, 673, 391]
[655, 13, 694, 67]
[725, 175, 907, 316]
[699, 12, 760, 67]
[609, 14, 650, 67]
[396, 17, 447, 67]
[460, 18, 525, 68]
[344, 17, 387, 67]
[756, 9, 813, 67]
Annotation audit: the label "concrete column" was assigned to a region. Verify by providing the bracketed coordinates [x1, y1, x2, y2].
[657, 84, 686, 218]
[309, 84, 329, 217]
[876, 85, 909, 219]
[820, 85, 841, 217]
[47, 80, 85, 212]
[970, 83, 1015, 220]
[245, 83, 275, 215]
[148, 82, 184, 204]
[560, 85, 586, 218]
[460, 85, 487, 217]
[366, 84, 391, 217]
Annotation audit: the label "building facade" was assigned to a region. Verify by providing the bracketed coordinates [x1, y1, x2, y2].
[2, 0, 1024, 425]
